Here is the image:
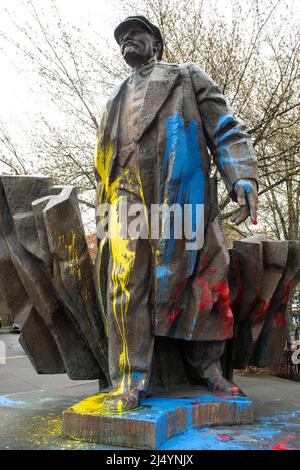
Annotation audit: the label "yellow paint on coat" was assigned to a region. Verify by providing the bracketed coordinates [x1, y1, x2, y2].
[109, 195, 136, 394]
[94, 135, 150, 396]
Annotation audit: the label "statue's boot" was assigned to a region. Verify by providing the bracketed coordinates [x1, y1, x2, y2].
[102, 389, 140, 412]
[202, 361, 240, 395]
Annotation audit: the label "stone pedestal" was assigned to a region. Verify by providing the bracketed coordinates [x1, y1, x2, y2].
[62, 386, 253, 449]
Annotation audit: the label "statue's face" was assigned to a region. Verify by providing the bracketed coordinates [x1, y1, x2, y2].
[119, 25, 156, 67]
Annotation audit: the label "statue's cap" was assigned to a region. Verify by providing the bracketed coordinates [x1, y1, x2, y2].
[114, 15, 164, 60]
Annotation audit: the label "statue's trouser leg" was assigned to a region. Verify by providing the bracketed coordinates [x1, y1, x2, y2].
[183, 340, 240, 393]
[107, 194, 154, 396]
[183, 340, 225, 379]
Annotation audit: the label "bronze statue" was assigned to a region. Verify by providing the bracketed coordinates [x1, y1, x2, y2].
[2, 17, 298, 431]
[94, 16, 258, 411]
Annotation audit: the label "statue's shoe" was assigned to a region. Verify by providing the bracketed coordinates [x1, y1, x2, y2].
[206, 376, 241, 395]
[102, 392, 139, 412]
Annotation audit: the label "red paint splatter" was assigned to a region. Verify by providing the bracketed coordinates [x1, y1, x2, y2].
[197, 277, 234, 338]
[273, 280, 292, 325]
[273, 312, 287, 325]
[167, 306, 181, 325]
[206, 266, 218, 276]
[272, 434, 297, 450]
[218, 434, 233, 441]
[167, 279, 186, 325]
[252, 299, 270, 326]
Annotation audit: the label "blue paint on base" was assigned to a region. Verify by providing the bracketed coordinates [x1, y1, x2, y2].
[144, 393, 297, 450]
[91, 392, 253, 448]
[159, 410, 300, 450]
[156, 413, 168, 448]
[140, 394, 251, 410]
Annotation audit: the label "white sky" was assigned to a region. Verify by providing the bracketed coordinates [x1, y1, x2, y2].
[0, 0, 299, 131]
[0, 0, 120, 130]
[1, 0, 299, 131]
[0, 0, 126, 228]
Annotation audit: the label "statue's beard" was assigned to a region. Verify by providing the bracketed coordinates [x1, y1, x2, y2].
[123, 48, 151, 68]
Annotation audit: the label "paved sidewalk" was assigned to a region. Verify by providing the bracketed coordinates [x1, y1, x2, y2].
[0, 332, 299, 450]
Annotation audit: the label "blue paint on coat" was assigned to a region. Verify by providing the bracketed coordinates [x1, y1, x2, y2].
[216, 113, 247, 188]
[132, 371, 142, 381]
[160, 112, 205, 235]
[216, 113, 233, 132]
[156, 266, 173, 279]
[234, 179, 253, 193]
[219, 127, 241, 144]
[157, 112, 205, 303]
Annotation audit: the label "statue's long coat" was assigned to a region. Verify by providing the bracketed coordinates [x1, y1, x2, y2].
[94, 61, 258, 343]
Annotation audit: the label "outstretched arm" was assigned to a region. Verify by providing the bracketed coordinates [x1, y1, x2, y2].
[189, 63, 258, 225]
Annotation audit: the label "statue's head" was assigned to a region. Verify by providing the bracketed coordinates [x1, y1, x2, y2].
[114, 16, 164, 68]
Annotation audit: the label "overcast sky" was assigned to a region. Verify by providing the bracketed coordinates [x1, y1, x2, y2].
[0, 0, 119, 126]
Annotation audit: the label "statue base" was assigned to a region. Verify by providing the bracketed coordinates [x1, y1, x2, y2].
[62, 386, 253, 449]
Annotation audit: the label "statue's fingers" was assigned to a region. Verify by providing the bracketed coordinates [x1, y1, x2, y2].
[232, 206, 250, 225]
[235, 184, 247, 207]
[247, 190, 258, 224]
[230, 213, 238, 223]
[231, 210, 241, 223]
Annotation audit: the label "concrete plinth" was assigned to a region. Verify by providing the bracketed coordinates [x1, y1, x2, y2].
[62, 386, 254, 449]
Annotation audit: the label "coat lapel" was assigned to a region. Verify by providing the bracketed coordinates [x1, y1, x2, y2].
[102, 63, 180, 179]
[136, 63, 181, 142]
[102, 78, 128, 182]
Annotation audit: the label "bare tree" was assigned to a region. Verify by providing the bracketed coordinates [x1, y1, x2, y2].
[0, 0, 299, 238]
[0, 121, 28, 174]
[0, 0, 128, 210]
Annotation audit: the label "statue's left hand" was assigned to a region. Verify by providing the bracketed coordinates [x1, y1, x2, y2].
[231, 179, 258, 225]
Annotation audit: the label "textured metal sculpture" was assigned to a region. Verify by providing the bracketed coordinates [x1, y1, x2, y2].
[0, 175, 108, 385]
[226, 236, 300, 376]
